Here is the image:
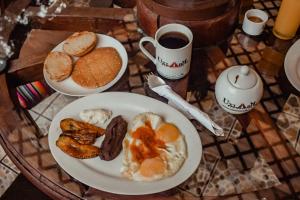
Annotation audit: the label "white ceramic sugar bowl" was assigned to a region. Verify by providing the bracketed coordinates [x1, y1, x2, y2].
[215, 65, 263, 114]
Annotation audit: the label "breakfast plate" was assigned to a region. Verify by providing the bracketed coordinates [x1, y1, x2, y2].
[48, 92, 202, 195]
[285, 39, 300, 92]
[43, 34, 128, 96]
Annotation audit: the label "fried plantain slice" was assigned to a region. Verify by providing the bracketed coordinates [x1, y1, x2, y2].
[56, 135, 100, 159]
[61, 130, 97, 145]
[60, 118, 104, 137]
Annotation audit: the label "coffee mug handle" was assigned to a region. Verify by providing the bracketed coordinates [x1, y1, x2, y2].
[139, 36, 156, 64]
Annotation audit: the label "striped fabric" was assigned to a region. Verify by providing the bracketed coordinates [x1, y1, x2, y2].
[16, 81, 52, 109]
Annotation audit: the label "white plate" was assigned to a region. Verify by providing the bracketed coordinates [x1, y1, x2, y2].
[43, 34, 128, 96]
[285, 39, 300, 92]
[48, 92, 202, 195]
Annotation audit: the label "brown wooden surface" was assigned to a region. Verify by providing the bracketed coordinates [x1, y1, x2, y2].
[113, 0, 136, 8]
[142, 0, 231, 20]
[30, 7, 133, 32]
[27, 6, 133, 20]
[137, 0, 240, 47]
[89, 0, 113, 7]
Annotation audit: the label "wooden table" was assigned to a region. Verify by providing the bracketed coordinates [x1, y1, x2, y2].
[1, 0, 300, 199]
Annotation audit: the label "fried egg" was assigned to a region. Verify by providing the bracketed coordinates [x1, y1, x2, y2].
[121, 112, 187, 181]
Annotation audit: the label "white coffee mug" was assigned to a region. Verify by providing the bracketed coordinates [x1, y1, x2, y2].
[139, 23, 193, 80]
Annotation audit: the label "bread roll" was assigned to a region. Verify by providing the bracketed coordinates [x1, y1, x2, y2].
[63, 31, 97, 57]
[44, 51, 73, 82]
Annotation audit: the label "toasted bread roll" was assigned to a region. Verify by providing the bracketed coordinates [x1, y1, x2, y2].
[72, 47, 122, 88]
[44, 51, 72, 81]
[63, 31, 97, 57]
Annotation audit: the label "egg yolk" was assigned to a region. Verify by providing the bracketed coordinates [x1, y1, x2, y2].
[139, 157, 166, 177]
[156, 123, 180, 143]
[130, 121, 166, 164]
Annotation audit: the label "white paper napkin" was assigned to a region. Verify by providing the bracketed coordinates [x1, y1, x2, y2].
[151, 85, 224, 136]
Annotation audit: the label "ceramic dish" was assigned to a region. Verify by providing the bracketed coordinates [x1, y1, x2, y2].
[48, 92, 202, 195]
[285, 39, 300, 92]
[43, 34, 128, 96]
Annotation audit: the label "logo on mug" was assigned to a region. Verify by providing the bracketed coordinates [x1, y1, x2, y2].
[157, 56, 188, 68]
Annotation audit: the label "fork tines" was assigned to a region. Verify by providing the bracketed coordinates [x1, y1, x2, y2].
[143, 72, 154, 82]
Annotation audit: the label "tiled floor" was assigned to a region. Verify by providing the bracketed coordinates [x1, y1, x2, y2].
[0, 145, 19, 197]
[0, 92, 80, 197]
[0, 92, 64, 197]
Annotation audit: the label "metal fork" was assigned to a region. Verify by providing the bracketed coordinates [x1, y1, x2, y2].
[144, 73, 168, 89]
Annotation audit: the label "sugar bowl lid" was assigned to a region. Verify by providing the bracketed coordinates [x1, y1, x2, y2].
[227, 65, 257, 89]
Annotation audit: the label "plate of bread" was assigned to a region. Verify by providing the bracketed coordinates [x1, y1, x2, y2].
[43, 31, 128, 96]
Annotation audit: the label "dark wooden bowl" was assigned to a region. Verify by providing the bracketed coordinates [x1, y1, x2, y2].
[137, 0, 241, 47]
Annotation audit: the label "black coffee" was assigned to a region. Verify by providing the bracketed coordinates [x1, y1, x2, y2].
[248, 16, 263, 23]
[158, 32, 189, 49]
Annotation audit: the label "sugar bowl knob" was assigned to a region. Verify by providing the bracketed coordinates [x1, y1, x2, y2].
[215, 65, 263, 114]
[241, 65, 249, 75]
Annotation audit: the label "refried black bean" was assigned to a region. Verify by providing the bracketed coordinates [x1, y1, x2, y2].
[99, 116, 128, 161]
